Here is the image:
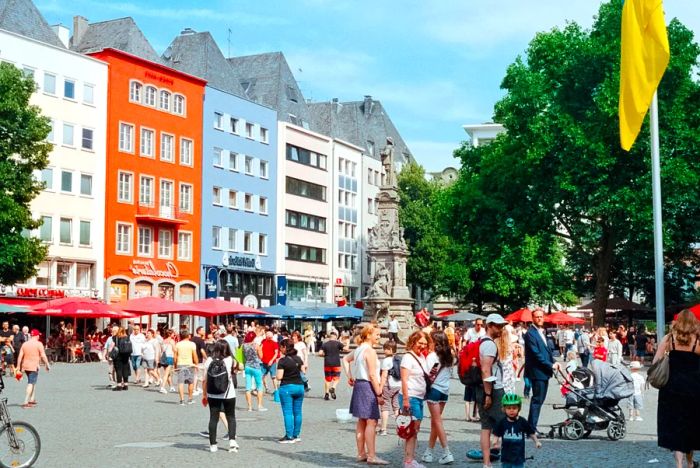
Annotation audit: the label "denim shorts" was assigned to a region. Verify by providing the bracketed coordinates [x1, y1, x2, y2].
[425, 387, 449, 404]
[26, 370, 38, 385]
[130, 355, 142, 370]
[398, 394, 424, 421]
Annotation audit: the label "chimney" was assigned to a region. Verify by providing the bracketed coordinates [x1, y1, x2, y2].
[363, 95, 373, 116]
[51, 24, 70, 48]
[181, 28, 196, 35]
[72, 16, 88, 47]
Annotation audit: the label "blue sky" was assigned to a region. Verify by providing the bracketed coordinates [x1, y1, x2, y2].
[38, 0, 699, 172]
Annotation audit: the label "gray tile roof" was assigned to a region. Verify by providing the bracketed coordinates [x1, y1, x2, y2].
[70, 17, 161, 63]
[228, 52, 311, 128]
[161, 29, 245, 97]
[308, 97, 414, 163]
[0, 0, 64, 48]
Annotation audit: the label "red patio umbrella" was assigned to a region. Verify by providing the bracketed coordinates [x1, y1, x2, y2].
[112, 296, 197, 315]
[505, 308, 532, 323]
[545, 311, 585, 325]
[188, 299, 268, 317]
[31, 296, 97, 311]
[434, 309, 457, 318]
[675, 304, 700, 321]
[30, 300, 136, 319]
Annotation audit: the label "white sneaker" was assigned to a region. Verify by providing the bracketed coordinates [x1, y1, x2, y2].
[438, 451, 454, 465]
[229, 439, 239, 453]
[159, 387, 167, 394]
[635, 416, 644, 421]
[258, 407, 268, 412]
[629, 416, 635, 421]
[170, 387, 177, 393]
[421, 449, 434, 463]
[193, 389, 202, 396]
[209, 445, 218, 452]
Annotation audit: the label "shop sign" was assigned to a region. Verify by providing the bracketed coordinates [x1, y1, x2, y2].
[223, 255, 261, 270]
[11, 287, 66, 299]
[243, 294, 259, 309]
[130, 260, 179, 279]
[276, 276, 287, 306]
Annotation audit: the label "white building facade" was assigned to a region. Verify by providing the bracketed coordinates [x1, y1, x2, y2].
[0, 29, 108, 301]
[360, 154, 383, 298]
[276, 122, 333, 304]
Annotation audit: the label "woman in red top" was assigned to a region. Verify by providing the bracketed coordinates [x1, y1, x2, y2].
[593, 337, 608, 361]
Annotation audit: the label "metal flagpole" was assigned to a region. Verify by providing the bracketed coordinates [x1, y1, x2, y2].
[650, 92, 665, 343]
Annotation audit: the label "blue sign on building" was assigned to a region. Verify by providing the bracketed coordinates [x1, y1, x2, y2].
[276, 275, 287, 305]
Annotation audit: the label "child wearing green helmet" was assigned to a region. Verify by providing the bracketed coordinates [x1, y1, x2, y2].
[492, 393, 542, 468]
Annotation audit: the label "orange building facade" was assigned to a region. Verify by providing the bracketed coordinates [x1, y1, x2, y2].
[90, 48, 205, 304]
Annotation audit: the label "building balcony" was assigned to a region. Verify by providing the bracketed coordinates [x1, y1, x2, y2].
[135, 205, 188, 226]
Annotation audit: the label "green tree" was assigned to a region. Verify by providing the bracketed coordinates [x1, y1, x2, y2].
[0, 63, 50, 284]
[459, 0, 700, 324]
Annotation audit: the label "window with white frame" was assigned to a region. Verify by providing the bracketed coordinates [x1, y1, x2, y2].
[160, 180, 173, 210]
[214, 112, 223, 129]
[228, 190, 237, 209]
[212, 186, 222, 206]
[46, 119, 54, 143]
[59, 217, 72, 244]
[159, 90, 171, 111]
[80, 174, 92, 196]
[119, 123, 134, 152]
[140, 128, 154, 157]
[43, 72, 56, 94]
[144, 86, 156, 106]
[118, 172, 133, 202]
[260, 127, 268, 143]
[228, 151, 238, 171]
[63, 79, 76, 99]
[259, 197, 268, 215]
[212, 226, 221, 249]
[129, 81, 142, 102]
[158, 229, 172, 258]
[259, 160, 268, 179]
[76, 263, 93, 288]
[230, 117, 238, 134]
[39, 216, 52, 242]
[160, 133, 174, 162]
[116, 223, 132, 254]
[244, 193, 252, 211]
[245, 156, 253, 175]
[62, 123, 74, 146]
[173, 94, 185, 115]
[139, 176, 154, 206]
[245, 122, 254, 138]
[228, 228, 237, 251]
[138, 226, 152, 256]
[179, 183, 192, 212]
[177, 232, 192, 260]
[258, 234, 267, 255]
[83, 84, 94, 105]
[243, 231, 252, 252]
[40, 168, 53, 190]
[213, 147, 223, 167]
[81, 128, 93, 150]
[61, 170, 73, 193]
[180, 138, 193, 166]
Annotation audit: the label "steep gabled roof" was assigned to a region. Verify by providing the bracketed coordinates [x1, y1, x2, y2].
[161, 30, 245, 97]
[71, 17, 161, 63]
[308, 97, 414, 164]
[228, 52, 311, 128]
[0, 0, 64, 48]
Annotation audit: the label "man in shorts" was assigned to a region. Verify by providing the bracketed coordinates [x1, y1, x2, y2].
[16, 329, 50, 408]
[318, 331, 346, 400]
[475, 314, 507, 468]
[129, 325, 146, 384]
[191, 326, 207, 396]
[173, 330, 198, 406]
[260, 331, 279, 394]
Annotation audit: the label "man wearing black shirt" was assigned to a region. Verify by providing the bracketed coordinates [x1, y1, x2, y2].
[318, 331, 347, 400]
[635, 332, 648, 363]
[191, 326, 207, 396]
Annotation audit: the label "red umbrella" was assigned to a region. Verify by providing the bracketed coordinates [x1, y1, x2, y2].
[434, 309, 457, 318]
[188, 298, 268, 317]
[31, 296, 96, 311]
[112, 296, 197, 315]
[674, 304, 700, 321]
[505, 308, 532, 323]
[30, 300, 136, 319]
[545, 311, 585, 325]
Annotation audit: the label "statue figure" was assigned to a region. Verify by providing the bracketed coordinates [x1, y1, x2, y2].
[368, 226, 378, 249]
[390, 227, 401, 249]
[368, 263, 392, 298]
[380, 137, 395, 187]
[399, 227, 408, 250]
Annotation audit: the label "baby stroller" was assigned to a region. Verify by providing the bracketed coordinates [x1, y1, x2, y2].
[548, 360, 633, 441]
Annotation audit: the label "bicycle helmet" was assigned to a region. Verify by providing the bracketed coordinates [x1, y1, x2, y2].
[501, 392, 522, 407]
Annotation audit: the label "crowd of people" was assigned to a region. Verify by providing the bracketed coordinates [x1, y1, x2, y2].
[1, 307, 698, 467]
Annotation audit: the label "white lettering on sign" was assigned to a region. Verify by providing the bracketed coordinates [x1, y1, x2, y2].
[130, 260, 179, 279]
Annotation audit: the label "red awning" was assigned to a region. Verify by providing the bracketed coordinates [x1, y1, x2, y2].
[0, 297, 47, 307]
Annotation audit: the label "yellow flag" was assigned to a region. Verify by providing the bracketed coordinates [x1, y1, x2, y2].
[619, 0, 670, 151]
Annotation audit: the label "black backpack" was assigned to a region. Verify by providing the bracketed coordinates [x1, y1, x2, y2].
[118, 337, 133, 354]
[207, 358, 230, 395]
[388, 354, 402, 380]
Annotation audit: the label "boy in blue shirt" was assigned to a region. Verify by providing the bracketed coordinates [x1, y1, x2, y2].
[493, 393, 542, 468]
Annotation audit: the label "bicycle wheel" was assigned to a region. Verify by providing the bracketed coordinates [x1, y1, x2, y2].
[0, 421, 41, 468]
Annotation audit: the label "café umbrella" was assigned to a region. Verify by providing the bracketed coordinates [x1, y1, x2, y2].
[188, 299, 268, 318]
[505, 308, 533, 323]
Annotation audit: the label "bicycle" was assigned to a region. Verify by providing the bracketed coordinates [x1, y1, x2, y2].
[0, 374, 41, 468]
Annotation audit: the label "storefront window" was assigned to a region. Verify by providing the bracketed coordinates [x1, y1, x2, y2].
[110, 280, 128, 303]
[179, 284, 195, 303]
[135, 281, 153, 298]
[158, 283, 174, 301]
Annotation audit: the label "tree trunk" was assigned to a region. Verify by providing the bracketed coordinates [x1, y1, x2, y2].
[592, 226, 614, 326]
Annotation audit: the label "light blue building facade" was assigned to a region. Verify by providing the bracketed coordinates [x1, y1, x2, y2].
[199, 85, 278, 307]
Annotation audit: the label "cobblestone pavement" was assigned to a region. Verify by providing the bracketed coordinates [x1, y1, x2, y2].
[0, 356, 673, 467]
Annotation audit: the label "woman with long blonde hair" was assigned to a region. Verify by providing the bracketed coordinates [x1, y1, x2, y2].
[655, 310, 700, 468]
[342, 324, 388, 465]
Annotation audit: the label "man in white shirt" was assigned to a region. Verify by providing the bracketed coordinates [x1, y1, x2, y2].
[564, 326, 575, 353]
[463, 319, 486, 346]
[387, 315, 400, 343]
[129, 325, 146, 384]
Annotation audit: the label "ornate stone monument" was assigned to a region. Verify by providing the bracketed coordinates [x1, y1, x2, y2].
[363, 138, 415, 341]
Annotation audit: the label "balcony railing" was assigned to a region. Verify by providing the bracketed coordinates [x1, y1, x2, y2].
[135, 205, 188, 225]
